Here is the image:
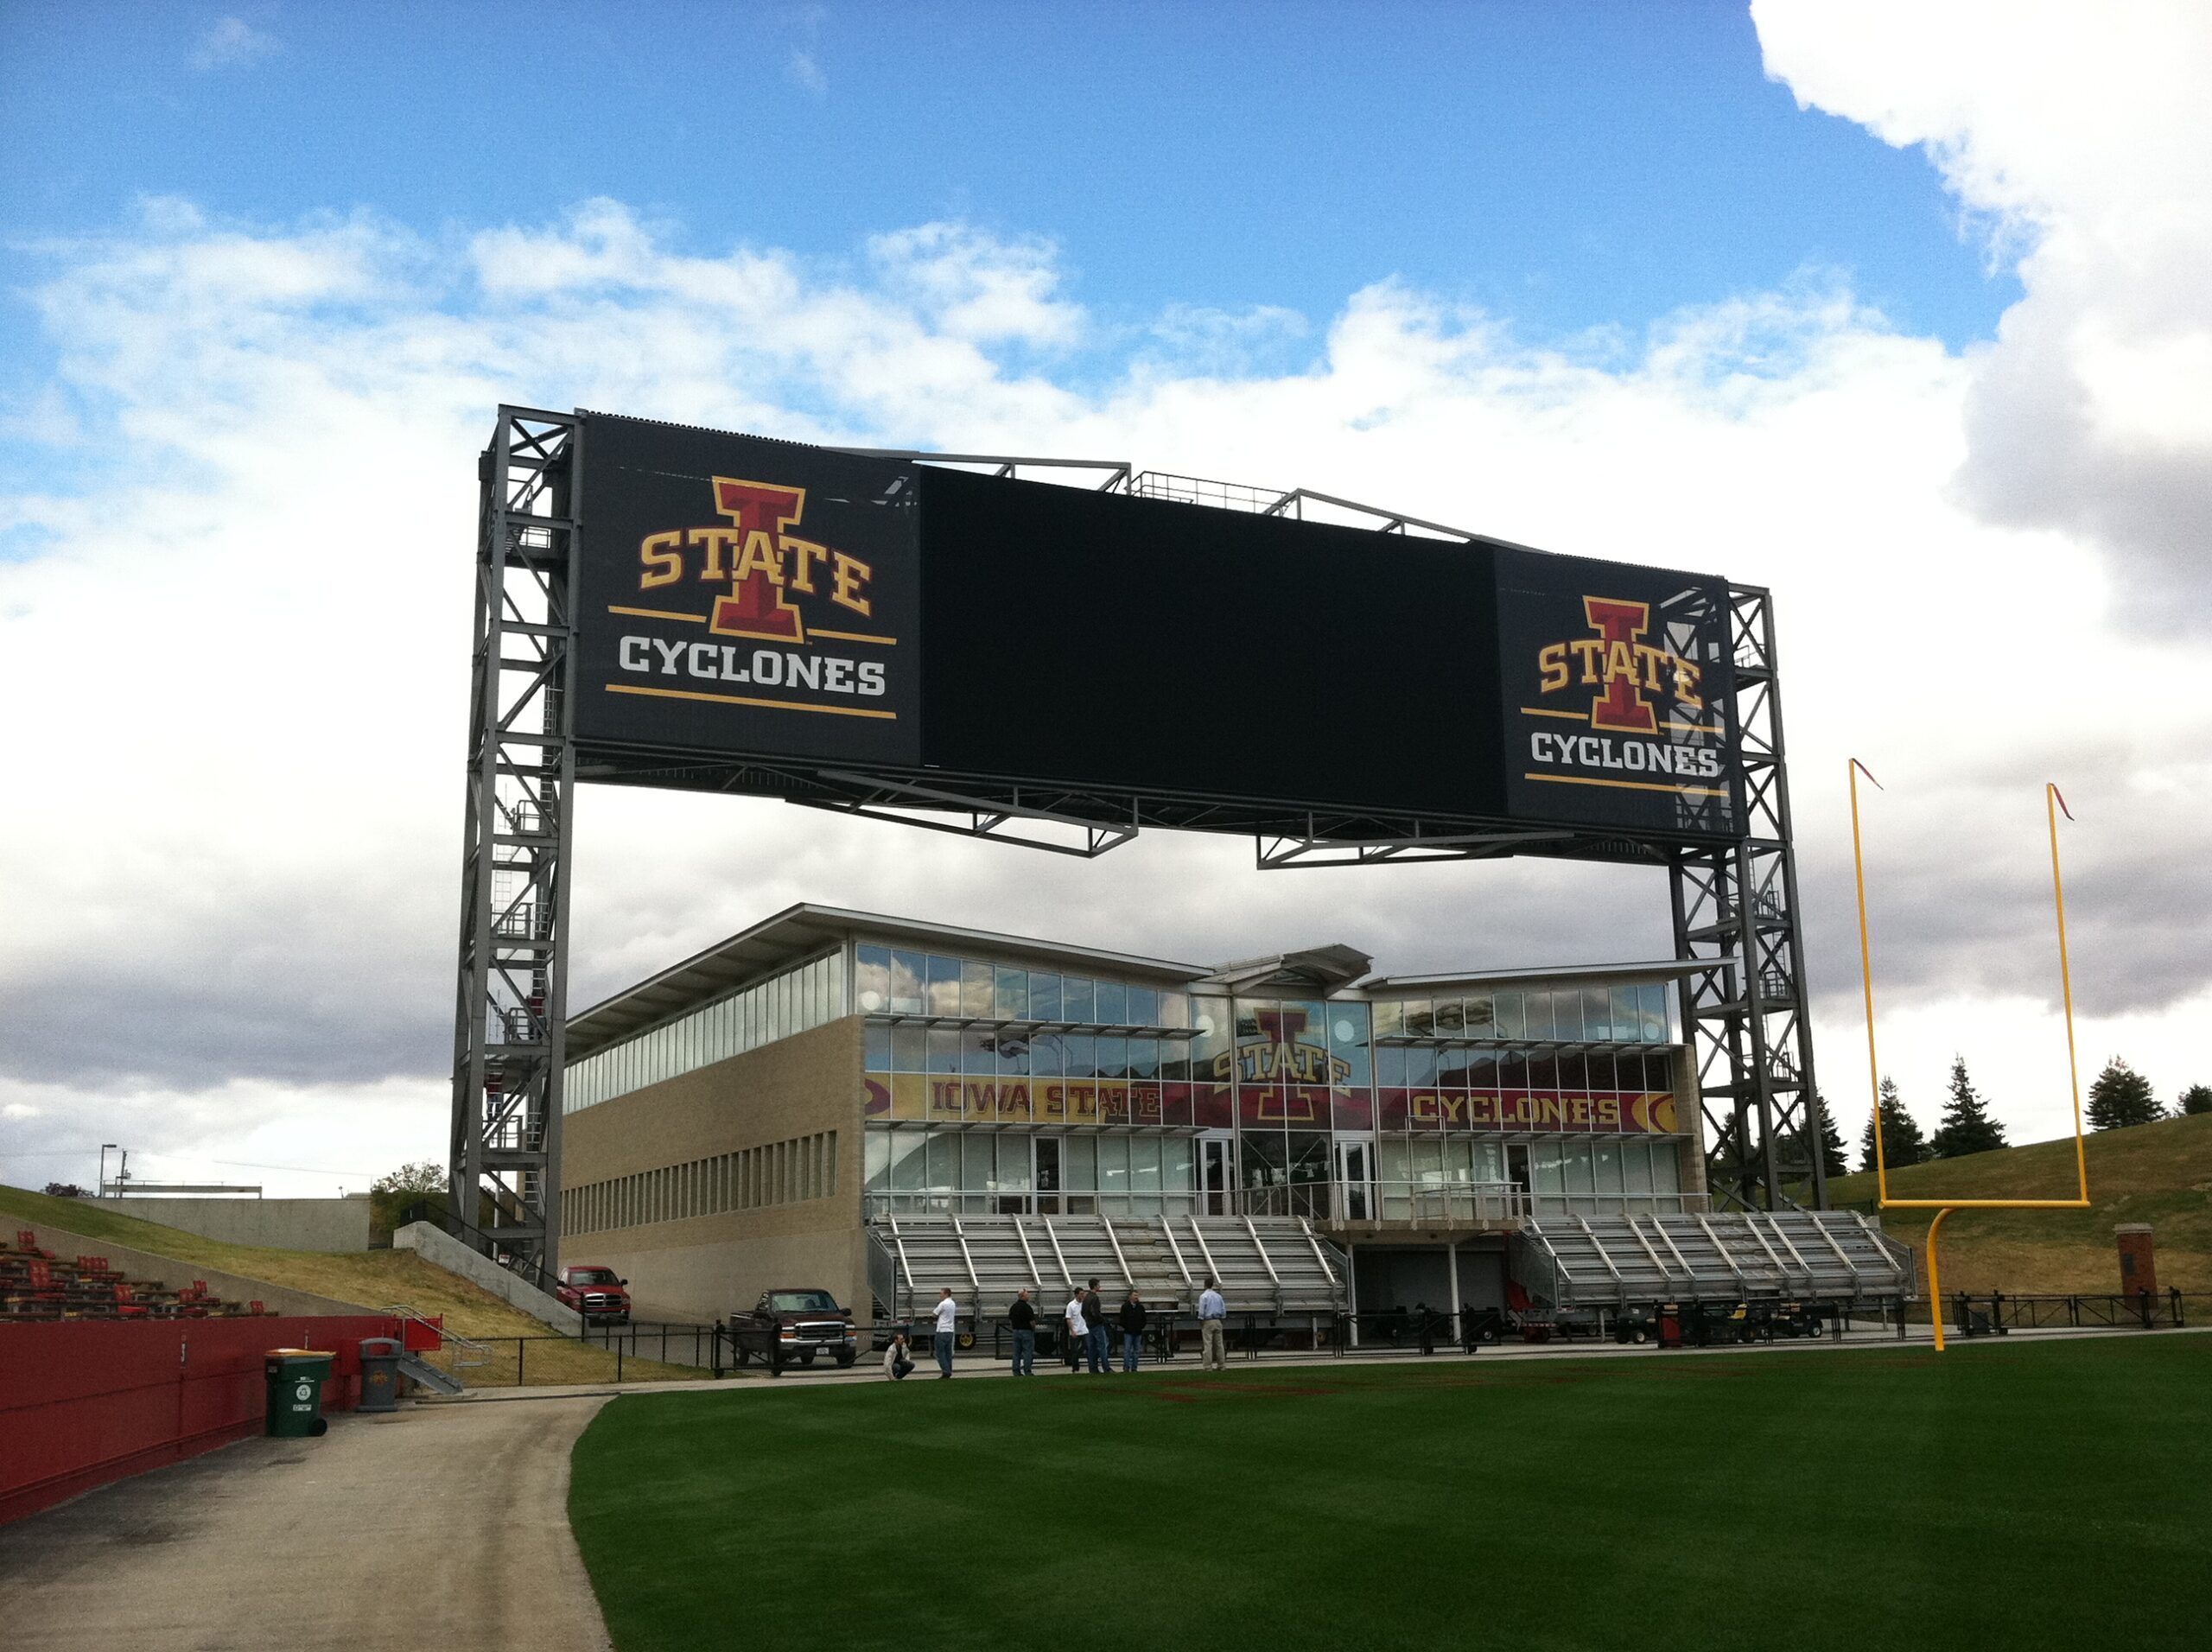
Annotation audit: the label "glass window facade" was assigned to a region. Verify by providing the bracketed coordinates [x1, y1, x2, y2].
[862, 952, 1688, 1221]
[563, 950, 845, 1115]
[571, 920, 1694, 1226]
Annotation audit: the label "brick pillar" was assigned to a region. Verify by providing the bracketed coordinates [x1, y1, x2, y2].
[2116, 1223, 2157, 1299]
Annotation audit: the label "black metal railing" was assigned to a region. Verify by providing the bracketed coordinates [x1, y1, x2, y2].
[580, 1319, 721, 1369]
[394, 1199, 556, 1297]
[1950, 1287, 2191, 1337]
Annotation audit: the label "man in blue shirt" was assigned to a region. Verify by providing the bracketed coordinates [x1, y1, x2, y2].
[1198, 1277, 1227, 1371]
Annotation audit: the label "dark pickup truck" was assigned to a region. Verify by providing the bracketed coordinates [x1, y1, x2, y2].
[728, 1288, 859, 1374]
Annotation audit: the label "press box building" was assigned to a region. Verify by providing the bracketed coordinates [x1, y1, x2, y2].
[556, 904, 1906, 1333]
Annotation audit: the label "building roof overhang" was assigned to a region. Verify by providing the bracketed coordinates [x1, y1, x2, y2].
[565, 903, 1207, 1060]
[1360, 957, 1727, 994]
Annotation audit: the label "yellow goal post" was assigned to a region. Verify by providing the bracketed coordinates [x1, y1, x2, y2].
[1849, 765, 2088, 1350]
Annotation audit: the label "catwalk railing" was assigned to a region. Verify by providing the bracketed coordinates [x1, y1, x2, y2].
[863, 1181, 1704, 1225]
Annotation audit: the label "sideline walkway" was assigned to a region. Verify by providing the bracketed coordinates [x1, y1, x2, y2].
[0, 1395, 613, 1652]
[435, 1318, 2210, 1404]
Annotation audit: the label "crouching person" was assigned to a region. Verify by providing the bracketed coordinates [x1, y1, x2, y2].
[884, 1328, 915, 1380]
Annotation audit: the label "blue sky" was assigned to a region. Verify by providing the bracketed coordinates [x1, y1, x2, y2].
[1, 1, 2012, 364]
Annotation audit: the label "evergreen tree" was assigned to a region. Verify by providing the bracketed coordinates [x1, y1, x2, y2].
[1810, 1089, 1850, 1179]
[1858, 1077, 1926, 1171]
[1929, 1055, 2008, 1158]
[2177, 1083, 2211, 1117]
[2087, 1058, 2162, 1131]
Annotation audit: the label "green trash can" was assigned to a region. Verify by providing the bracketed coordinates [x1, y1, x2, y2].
[264, 1348, 335, 1438]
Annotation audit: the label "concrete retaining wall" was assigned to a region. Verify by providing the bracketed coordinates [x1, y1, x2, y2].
[104, 1196, 372, 1253]
[14, 1220, 373, 1317]
[392, 1222, 581, 1332]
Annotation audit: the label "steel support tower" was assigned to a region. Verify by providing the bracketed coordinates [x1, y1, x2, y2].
[448, 407, 582, 1280]
[1668, 588, 1827, 1211]
[446, 431, 1821, 1287]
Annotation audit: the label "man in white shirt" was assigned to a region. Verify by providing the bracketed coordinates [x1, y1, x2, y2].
[1064, 1289, 1088, 1371]
[931, 1287, 959, 1378]
[1198, 1277, 1228, 1371]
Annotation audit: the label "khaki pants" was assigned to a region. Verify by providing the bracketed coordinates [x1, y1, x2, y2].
[1200, 1317, 1226, 1369]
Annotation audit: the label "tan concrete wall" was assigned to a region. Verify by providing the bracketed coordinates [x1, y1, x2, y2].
[1669, 1043, 1708, 1198]
[105, 1195, 372, 1253]
[560, 1016, 868, 1325]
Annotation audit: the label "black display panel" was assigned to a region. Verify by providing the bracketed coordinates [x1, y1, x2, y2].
[914, 467, 1509, 819]
[565, 415, 1745, 843]
[572, 413, 923, 766]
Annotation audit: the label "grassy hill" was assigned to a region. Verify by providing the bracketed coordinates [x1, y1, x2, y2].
[1820, 1111, 2212, 1295]
[0, 1183, 704, 1387]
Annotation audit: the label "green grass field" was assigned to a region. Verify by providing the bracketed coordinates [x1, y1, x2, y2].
[569, 1334, 2211, 1652]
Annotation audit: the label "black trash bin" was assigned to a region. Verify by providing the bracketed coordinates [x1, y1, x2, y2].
[358, 1337, 404, 1414]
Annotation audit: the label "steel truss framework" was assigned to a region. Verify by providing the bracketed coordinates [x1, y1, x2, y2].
[449, 407, 582, 1279]
[449, 419, 1821, 1283]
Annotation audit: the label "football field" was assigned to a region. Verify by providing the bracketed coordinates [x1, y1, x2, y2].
[569, 1335, 2210, 1652]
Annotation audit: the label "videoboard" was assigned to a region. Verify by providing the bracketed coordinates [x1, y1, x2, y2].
[570, 411, 1743, 842]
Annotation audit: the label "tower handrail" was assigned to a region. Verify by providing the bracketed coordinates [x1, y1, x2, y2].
[1648, 1217, 1698, 1281]
[1100, 1215, 1134, 1290]
[1808, 1214, 1865, 1293]
[1185, 1216, 1222, 1285]
[1160, 1217, 1196, 1291]
[1738, 1214, 1798, 1286]
[1694, 1213, 1751, 1285]
[1758, 1212, 1818, 1287]
[1243, 1216, 1281, 1290]
[1011, 1217, 1045, 1293]
[1623, 1216, 1681, 1287]
[948, 1215, 982, 1300]
[1299, 1218, 1340, 1289]
[1041, 1217, 1075, 1292]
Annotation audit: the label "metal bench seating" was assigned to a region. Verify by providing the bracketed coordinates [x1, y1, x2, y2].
[868, 1212, 1349, 1327]
[1510, 1210, 1914, 1311]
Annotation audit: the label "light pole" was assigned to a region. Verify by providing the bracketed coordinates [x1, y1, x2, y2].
[99, 1143, 118, 1198]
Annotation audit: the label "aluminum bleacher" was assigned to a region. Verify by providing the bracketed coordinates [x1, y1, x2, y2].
[868, 1213, 1348, 1324]
[1510, 1210, 1914, 1310]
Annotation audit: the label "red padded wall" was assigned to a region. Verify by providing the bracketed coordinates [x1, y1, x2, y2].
[0, 1315, 401, 1526]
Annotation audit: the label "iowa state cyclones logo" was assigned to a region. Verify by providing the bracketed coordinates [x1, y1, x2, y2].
[1497, 547, 1738, 835]
[1535, 596, 1703, 734]
[635, 476, 878, 645]
[575, 413, 920, 767]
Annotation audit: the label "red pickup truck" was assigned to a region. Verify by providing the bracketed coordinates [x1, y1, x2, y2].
[554, 1264, 632, 1325]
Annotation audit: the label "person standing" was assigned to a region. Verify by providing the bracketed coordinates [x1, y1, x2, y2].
[931, 1287, 959, 1378]
[1008, 1287, 1037, 1376]
[1083, 1278, 1109, 1375]
[1064, 1287, 1088, 1371]
[1198, 1276, 1228, 1371]
[1118, 1289, 1147, 1373]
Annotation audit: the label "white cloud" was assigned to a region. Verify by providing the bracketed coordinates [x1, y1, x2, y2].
[192, 16, 280, 73]
[1753, 0, 2212, 632]
[2, 178, 2207, 1193]
[786, 49, 828, 96]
